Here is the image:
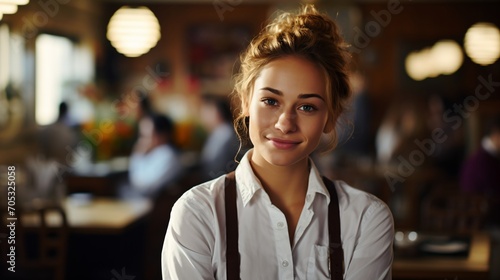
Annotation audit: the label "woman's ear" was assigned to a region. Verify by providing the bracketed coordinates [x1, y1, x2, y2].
[323, 117, 335, 133]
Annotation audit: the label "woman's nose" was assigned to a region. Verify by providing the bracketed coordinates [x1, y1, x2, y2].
[274, 111, 297, 134]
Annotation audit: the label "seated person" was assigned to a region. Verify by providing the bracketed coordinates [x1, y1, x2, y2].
[126, 113, 184, 198]
[197, 93, 240, 181]
[460, 114, 500, 195]
[461, 114, 500, 227]
[39, 101, 78, 164]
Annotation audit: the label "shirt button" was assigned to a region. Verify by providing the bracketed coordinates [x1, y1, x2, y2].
[277, 222, 284, 228]
[282, 260, 289, 267]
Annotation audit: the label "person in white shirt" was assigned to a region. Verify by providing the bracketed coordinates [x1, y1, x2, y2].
[128, 113, 183, 198]
[162, 5, 394, 280]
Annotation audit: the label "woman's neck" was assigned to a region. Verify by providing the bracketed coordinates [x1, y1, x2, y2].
[249, 152, 310, 207]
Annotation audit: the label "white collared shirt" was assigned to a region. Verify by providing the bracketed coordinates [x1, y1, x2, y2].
[162, 150, 394, 280]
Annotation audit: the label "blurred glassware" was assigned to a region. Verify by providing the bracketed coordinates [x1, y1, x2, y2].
[394, 230, 420, 258]
[21, 157, 66, 209]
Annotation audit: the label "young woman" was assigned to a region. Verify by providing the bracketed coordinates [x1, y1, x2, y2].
[162, 5, 393, 280]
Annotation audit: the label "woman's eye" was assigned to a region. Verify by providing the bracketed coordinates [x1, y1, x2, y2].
[299, 104, 316, 112]
[262, 98, 278, 106]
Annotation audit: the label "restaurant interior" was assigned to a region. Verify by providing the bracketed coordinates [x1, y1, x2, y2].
[1, 0, 500, 279]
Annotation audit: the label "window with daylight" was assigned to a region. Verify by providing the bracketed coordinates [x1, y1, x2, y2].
[35, 33, 94, 126]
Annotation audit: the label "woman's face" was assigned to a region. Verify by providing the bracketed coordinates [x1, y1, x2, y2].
[248, 56, 331, 168]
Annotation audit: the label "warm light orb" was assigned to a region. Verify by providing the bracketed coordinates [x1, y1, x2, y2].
[464, 22, 500, 66]
[107, 6, 161, 58]
[405, 52, 427, 81]
[1, 0, 29, 4]
[405, 40, 463, 81]
[0, 0, 30, 20]
[0, 3, 18, 14]
[431, 40, 463, 75]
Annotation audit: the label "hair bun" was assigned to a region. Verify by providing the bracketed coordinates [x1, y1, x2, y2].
[267, 5, 338, 42]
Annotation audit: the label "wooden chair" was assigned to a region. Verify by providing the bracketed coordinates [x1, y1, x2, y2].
[420, 187, 489, 234]
[15, 204, 69, 280]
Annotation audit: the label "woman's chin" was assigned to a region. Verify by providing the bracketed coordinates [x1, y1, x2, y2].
[262, 151, 308, 168]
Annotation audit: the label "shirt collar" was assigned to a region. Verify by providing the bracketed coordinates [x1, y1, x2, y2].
[306, 158, 331, 206]
[234, 149, 330, 207]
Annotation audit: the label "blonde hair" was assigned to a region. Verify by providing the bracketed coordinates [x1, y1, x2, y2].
[232, 4, 351, 152]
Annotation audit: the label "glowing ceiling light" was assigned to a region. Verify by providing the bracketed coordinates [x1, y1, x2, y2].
[0, 3, 18, 14]
[107, 6, 161, 58]
[405, 40, 463, 81]
[464, 22, 500, 66]
[405, 51, 427, 81]
[431, 40, 463, 75]
[0, 0, 29, 5]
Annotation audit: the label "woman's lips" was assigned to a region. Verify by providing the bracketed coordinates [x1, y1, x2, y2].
[268, 137, 301, 149]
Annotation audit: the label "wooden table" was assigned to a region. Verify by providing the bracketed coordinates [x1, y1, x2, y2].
[21, 197, 152, 234]
[393, 232, 491, 280]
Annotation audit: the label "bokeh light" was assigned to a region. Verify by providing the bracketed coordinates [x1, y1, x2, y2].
[107, 6, 161, 58]
[464, 22, 500, 66]
[405, 40, 463, 81]
[0, 3, 18, 14]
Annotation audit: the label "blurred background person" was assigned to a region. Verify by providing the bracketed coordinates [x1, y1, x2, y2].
[425, 94, 465, 177]
[38, 101, 78, 164]
[196, 93, 240, 181]
[460, 114, 500, 195]
[460, 114, 500, 280]
[137, 91, 154, 121]
[329, 69, 373, 167]
[375, 96, 428, 165]
[123, 113, 184, 198]
[22, 101, 78, 206]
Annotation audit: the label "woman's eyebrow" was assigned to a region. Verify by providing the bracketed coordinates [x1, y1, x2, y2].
[260, 87, 325, 101]
[260, 87, 282, 95]
[298, 93, 325, 101]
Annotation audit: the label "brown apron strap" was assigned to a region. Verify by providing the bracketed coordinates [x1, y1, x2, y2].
[322, 176, 344, 280]
[224, 172, 343, 280]
[225, 171, 240, 280]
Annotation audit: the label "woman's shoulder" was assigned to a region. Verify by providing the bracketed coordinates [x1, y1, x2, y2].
[333, 180, 394, 238]
[173, 174, 228, 211]
[333, 180, 392, 217]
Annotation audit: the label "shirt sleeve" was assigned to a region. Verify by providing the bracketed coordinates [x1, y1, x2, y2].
[345, 199, 394, 280]
[162, 194, 216, 280]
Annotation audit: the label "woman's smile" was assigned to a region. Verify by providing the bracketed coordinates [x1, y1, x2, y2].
[267, 137, 302, 150]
